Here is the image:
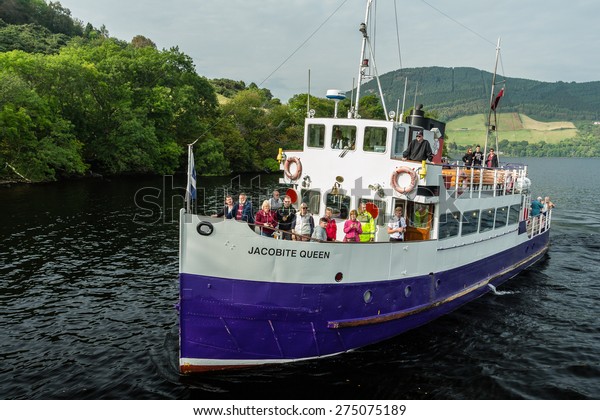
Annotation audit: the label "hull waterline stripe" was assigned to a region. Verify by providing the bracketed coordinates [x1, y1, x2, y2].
[328, 242, 549, 329]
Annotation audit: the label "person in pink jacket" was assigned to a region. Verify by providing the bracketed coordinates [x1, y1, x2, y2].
[343, 209, 362, 242]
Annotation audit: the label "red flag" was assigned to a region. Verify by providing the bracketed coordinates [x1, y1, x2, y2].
[491, 87, 505, 110]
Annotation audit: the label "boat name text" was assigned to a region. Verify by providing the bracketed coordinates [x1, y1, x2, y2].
[248, 246, 330, 259]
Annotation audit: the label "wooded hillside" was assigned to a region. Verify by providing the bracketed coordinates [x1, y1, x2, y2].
[362, 67, 600, 122]
[1, 1, 598, 183]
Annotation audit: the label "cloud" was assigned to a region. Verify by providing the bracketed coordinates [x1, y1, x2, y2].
[65, 0, 599, 101]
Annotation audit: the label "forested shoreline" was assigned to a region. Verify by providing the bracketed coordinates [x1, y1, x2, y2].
[1, 1, 598, 183]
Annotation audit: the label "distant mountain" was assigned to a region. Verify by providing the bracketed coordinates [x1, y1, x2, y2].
[359, 67, 600, 122]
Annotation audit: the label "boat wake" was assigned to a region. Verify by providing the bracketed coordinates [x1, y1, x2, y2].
[487, 284, 515, 295]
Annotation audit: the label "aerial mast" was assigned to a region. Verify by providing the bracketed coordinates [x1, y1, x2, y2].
[485, 38, 504, 161]
[353, 0, 388, 119]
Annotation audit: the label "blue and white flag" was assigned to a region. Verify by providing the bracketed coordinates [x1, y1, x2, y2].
[186, 145, 196, 212]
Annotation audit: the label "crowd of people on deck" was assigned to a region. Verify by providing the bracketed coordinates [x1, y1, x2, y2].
[462, 145, 498, 168]
[211, 188, 556, 242]
[211, 190, 422, 243]
[401, 129, 500, 169]
[530, 196, 555, 219]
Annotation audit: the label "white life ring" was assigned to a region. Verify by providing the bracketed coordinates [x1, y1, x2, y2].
[284, 157, 302, 181]
[391, 167, 417, 194]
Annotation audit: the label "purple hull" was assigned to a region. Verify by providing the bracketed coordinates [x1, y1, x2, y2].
[179, 230, 550, 372]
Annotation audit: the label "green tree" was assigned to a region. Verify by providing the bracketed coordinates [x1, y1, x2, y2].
[0, 69, 86, 181]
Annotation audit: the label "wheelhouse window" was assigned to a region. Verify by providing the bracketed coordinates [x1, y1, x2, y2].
[392, 126, 406, 158]
[325, 193, 350, 219]
[307, 124, 325, 148]
[508, 204, 521, 225]
[363, 126, 387, 153]
[479, 208, 495, 233]
[495, 206, 509, 228]
[300, 189, 321, 215]
[332, 125, 356, 150]
[461, 210, 480, 235]
[438, 211, 460, 239]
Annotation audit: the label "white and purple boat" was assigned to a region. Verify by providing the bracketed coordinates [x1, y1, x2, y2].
[178, 0, 551, 373]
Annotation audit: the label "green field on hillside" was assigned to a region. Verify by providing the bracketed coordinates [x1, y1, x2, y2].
[446, 113, 577, 146]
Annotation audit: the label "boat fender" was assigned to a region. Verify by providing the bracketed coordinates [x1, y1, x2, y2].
[283, 157, 302, 181]
[390, 167, 417, 194]
[196, 221, 214, 236]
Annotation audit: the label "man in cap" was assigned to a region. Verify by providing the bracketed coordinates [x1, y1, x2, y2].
[402, 130, 433, 162]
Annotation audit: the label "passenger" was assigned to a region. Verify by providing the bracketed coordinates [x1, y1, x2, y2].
[293, 203, 314, 241]
[311, 218, 328, 242]
[544, 196, 555, 211]
[402, 130, 433, 162]
[254, 200, 278, 237]
[530, 196, 543, 217]
[472, 145, 484, 166]
[325, 207, 337, 241]
[387, 206, 406, 242]
[414, 204, 429, 228]
[357, 201, 376, 242]
[343, 210, 362, 242]
[462, 147, 474, 166]
[212, 195, 235, 218]
[276, 195, 296, 240]
[333, 127, 345, 149]
[231, 193, 254, 223]
[485, 148, 499, 168]
[269, 189, 282, 211]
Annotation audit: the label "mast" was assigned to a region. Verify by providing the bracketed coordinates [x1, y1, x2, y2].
[354, 0, 372, 116]
[307, 69, 311, 117]
[485, 38, 503, 160]
[354, 0, 388, 119]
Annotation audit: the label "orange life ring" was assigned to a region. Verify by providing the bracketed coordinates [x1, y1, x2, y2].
[391, 167, 417, 194]
[284, 157, 302, 181]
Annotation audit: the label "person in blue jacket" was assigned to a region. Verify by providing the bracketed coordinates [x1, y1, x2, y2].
[530, 196, 543, 217]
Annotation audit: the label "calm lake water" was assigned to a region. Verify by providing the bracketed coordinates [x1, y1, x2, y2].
[1, 158, 599, 399]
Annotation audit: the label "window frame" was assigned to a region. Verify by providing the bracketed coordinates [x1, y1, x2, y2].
[461, 210, 480, 236]
[307, 124, 325, 149]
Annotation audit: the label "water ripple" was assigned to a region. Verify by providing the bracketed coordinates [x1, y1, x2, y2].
[1, 164, 600, 399]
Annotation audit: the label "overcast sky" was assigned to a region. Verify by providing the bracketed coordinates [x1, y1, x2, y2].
[64, 0, 599, 102]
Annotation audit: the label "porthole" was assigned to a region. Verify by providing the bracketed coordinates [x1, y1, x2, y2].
[404, 285, 412, 298]
[363, 290, 373, 304]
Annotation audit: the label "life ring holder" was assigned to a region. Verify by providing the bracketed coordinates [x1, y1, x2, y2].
[390, 167, 418, 194]
[284, 157, 302, 181]
[505, 171, 514, 193]
[457, 170, 467, 194]
[196, 221, 214, 236]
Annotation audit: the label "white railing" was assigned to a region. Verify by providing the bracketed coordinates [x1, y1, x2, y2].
[527, 210, 552, 238]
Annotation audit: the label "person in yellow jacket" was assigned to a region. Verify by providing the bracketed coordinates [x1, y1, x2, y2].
[414, 204, 430, 228]
[357, 201, 376, 242]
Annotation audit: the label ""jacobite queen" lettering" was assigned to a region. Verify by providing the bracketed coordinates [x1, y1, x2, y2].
[248, 246, 330, 259]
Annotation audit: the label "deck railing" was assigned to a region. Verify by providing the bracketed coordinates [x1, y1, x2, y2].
[441, 163, 527, 198]
[527, 210, 551, 238]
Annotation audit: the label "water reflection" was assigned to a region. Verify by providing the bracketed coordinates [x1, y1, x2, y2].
[1, 160, 600, 399]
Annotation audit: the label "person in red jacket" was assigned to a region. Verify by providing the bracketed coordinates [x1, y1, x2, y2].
[325, 207, 337, 241]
